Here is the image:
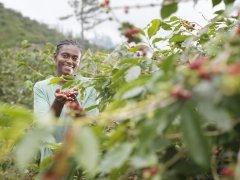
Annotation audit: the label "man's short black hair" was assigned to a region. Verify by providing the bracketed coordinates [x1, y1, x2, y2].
[55, 40, 82, 54]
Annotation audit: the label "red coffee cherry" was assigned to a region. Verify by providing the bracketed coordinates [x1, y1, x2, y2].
[143, 167, 158, 178]
[171, 86, 192, 100]
[228, 63, 240, 76]
[197, 67, 212, 80]
[55, 89, 61, 93]
[188, 57, 208, 70]
[66, 93, 72, 97]
[124, 6, 129, 14]
[220, 167, 234, 177]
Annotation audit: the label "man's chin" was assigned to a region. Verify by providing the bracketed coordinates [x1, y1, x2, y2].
[59, 71, 73, 76]
[62, 69, 74, 75]
[63, 73, 73, 76]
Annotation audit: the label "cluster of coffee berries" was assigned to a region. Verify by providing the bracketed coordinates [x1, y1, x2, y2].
[220, 166, 234, 177]
[180, 19, 195, 31]
[136, 46, 147, 57]
[171, 86, 192, 100]
[55, 88, 78, 99]
[124, 6, 129, 14]
[124, 28, 141, 43]
[227, 63, 240, 76]
[188, 57, 212, 80]
[100, 0, 110, 8]
[143, 167, 158, 178]
[119, 22, 142, 43]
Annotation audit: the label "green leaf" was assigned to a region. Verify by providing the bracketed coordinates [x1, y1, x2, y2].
[170, 16, 179, 21]
[157, 103, 180, 134]
[147, 19, 161, 39]
[160, 55, 175, 74]
[160, 3, 178, 19]
[139, 111, 163, 148]
[169, 34, 191, 43]
[174, 24, 182, 31]
[197, 102, 231, 131]
[48, 77, 63, 85]
[125, 66, 141, 82]
[122, 86, 145, 99]
[62, 80, 74, 89]
[112, 67, 129, 81]
[161, 22, 172, 30]
[212, 0, 222, 6]
[39, 155, 53, 170]
[75, 127, 99, 175]
[199, 33, 210, 44]
[115, 75, 149, 99]
[63, 75, 75, 80]
[85, 105, 98, 111]
[180, 105, 210, 169]
[224, 0, 235, 5]
[131, 153, 157, 168]
[99, 142, 134, 173]
[128, 46, 148, 53]
[0, 104, 33, 127]
[128, 47, 141, 53]
[118, 58, 140, 66]
[214, 10, 224, 15]
[152, 38, 165, 44]
[152, 139, 171, 151]
[15, 129, 54, 170]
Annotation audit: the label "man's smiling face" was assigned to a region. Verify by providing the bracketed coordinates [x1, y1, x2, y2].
[54, 44, 81, 76]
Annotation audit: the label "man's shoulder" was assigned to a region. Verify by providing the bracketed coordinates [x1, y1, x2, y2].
[34, 76, 54, 89]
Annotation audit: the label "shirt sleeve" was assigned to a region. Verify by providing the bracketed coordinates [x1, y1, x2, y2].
[33, 82, 50, 116]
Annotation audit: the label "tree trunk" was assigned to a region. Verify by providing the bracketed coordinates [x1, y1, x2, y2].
[80, 1, 84, 40]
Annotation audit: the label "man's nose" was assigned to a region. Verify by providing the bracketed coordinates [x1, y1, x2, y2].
[66, 57, 74, 63]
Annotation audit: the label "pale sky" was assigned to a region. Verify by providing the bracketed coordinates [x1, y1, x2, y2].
[0, 0, 238, 45]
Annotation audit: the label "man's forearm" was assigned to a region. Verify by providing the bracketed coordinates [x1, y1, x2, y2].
[51, 99, 64, 117]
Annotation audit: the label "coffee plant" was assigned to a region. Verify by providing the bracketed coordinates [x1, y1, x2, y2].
[1, 0, 240, 179]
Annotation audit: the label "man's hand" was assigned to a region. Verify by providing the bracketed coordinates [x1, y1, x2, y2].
[52, 88, 79, 117]
[55, 88, 78, 104]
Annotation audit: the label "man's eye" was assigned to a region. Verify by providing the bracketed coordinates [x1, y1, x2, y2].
[72, 57, 79, 61]
[62, 54, 69, 58]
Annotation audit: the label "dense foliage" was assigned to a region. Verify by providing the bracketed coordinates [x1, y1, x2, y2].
[0, 3, 101, 50]
[0, 3, 107, 108]
[0, 41, 56, 108]
[0, 0, 240, 179]
[0, 3, 66, 48]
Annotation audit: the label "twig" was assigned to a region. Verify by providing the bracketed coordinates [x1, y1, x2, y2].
[198, 11, 209, 23]
[164, 151, 183, 170]
[211, 151, 220, 180]
[111, 3, 162, 10]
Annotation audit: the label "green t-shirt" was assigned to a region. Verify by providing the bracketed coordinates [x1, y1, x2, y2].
[33, 75, 98, 161]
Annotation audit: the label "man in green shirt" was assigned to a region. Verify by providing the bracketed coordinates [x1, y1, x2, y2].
[33, 40, 97, 161]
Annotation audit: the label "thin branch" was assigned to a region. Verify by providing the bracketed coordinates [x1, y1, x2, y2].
[198, 11, 209, 23]
[110, 3, 161, 10]
[84, 18, 108, 30]
[211, 152, 220, 180]
[164, 151, 184, 170]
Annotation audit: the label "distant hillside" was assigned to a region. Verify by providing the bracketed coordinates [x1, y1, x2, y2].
[0, 3, 65, 48]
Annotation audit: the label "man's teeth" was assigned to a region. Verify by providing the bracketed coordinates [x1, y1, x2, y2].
[65, 65, 73, 68]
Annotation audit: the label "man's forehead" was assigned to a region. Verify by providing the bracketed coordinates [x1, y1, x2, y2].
[59, 45, 81, 56]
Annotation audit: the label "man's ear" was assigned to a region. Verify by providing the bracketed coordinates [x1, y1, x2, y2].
[53, 53, 57, 62]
